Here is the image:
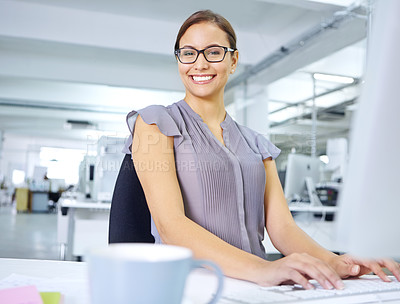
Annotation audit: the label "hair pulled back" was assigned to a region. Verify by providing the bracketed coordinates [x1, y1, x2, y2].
[174, 10, 237, 51]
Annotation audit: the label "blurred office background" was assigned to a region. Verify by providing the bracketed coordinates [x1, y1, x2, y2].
[0, 0, 370, 260]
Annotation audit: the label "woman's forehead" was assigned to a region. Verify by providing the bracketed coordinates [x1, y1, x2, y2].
[179, 22, 229, 48]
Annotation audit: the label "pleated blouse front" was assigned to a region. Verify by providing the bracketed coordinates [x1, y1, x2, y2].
[123, 100, 280, 259]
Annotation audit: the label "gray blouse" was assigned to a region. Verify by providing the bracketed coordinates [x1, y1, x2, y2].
[122, 100, 280, 259]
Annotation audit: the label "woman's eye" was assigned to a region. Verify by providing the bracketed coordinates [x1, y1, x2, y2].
[182, 50, 195, 56]
[207, 47, 223, 56]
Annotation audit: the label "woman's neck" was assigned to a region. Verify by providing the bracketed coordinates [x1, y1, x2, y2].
[184, 95, 226, 126]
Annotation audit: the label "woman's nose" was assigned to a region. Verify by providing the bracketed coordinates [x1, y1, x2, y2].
[193, 53, 209, 70]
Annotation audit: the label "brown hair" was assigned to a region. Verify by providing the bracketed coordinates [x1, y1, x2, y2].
[174, 10, 237, 51]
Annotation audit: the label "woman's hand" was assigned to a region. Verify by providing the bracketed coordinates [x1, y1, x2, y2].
[330, 254, 400, 282]
[254, 253, 345, 290]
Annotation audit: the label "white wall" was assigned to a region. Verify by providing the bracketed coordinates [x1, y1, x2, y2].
[232, 83, 270, 135]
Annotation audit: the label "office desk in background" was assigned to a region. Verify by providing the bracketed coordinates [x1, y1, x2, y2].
[15, 188, 60, 213]
[57, 198, 111, 260]
[58, 198, 341, 261]
[31, 191, 49, 212]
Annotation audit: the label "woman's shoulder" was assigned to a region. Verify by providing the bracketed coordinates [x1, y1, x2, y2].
[131, 101, 186, 124]
[232, 120, 281, 160]
[130, 102, 177, 119]
[234, 121, 259, 137]
[126, 101, 183, 141]
[232, 120, 265, 141]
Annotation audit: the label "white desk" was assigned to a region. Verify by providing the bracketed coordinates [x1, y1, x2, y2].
[58, 199, 111, 260]
[0, 258, 89, 304]
[0, 258, 247, 304]
[1, 258, 394, 304]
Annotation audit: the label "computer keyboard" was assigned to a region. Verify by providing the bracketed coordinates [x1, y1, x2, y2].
[220, 275, 400, 303]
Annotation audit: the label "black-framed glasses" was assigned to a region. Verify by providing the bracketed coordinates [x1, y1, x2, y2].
[174, 46, 236, 64]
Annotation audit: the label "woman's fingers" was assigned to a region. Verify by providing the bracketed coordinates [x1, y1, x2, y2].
[333, 257, 361, 278]
[367, 261, 391, 282]
[309, 259, 345, 289]
[283, 269, 314, 290]
[284, 253, 343, 290]
[339, 255, 400, 282]
[376, 259, 400, 282]
[266, 253, 400, 291]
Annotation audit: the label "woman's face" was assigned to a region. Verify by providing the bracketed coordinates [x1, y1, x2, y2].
[177, 22, 238, 102]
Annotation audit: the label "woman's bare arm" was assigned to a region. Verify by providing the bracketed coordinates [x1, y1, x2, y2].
[263, 159, 337, 264]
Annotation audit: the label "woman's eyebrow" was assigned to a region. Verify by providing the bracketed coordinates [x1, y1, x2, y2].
[180, 43, 223, 49]
[205, 43, 223, 48]
[180, 44, 195, 49]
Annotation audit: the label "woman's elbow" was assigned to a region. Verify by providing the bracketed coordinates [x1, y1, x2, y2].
[154, 213, 188, 244]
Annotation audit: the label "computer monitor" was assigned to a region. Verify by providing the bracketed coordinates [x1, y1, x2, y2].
[284, 154, 322, 204]
[336, 0, 400, 259]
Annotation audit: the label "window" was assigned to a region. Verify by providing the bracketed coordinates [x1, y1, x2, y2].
[39, 147, 86, 185]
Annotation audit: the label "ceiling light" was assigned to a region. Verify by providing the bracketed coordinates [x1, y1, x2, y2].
[64, 120, 97, 130]
[313, 73, 355, 84]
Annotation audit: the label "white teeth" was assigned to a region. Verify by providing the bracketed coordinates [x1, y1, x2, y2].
[192, 75, 213, 82]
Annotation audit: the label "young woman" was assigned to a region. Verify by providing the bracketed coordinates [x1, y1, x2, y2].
[125, 10, 400, 289]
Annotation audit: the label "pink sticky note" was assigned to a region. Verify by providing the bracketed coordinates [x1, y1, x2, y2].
[0, 285, 43, 304]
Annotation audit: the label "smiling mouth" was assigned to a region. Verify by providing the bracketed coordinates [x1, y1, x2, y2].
[191, 75, 214, 82]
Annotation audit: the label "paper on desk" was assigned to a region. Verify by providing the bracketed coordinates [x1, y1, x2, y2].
[0, 273, 89, 304]
[0, 285, 44, 304]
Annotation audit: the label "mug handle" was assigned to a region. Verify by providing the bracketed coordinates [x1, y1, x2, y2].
[191, 260, 224, 304]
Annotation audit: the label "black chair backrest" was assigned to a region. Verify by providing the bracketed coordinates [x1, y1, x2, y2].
[108, 154, 155, 244]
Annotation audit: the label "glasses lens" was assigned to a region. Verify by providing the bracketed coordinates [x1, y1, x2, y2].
[204, 47, 225, 62]
[179, 48, 198, 63]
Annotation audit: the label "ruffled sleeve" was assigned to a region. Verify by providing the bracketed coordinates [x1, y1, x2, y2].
[236, 124, 281, 160]
[254, 132, 281, 160]
[122, 105, 183, 154]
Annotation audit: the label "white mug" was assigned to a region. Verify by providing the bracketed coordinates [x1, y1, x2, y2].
[87, 243, 224, 304]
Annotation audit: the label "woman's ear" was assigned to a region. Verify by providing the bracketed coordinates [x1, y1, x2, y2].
[231, 50, 239, 74]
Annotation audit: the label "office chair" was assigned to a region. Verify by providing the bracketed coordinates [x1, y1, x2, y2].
[108, 154, 155, 244]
